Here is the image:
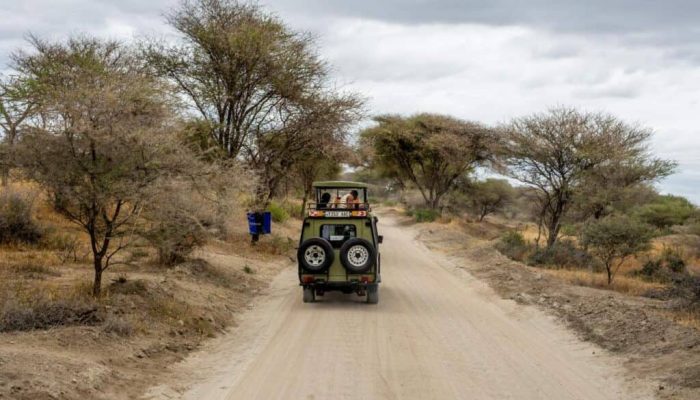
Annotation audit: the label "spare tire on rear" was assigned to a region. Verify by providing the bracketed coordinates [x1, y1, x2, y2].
[340, 238, 376, 273]
[298, 238, 334, 273]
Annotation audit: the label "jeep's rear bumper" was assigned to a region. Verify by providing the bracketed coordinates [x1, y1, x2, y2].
[299, 275, 380, 291]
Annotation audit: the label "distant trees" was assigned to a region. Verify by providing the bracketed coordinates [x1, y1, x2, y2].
[147, 0, 361, 206]
[463, 179, 515, 221]
[501, 107, 675, 250]
[634, 195, 696, 229]
[581, 215, 654, 284]
[13, 37, 188, 296]
[0, 76, 35, 186]
[294, 148, 344, 216]
[361, 113, 494, 209]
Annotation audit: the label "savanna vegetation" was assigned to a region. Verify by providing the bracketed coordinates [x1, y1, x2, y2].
[0, 1, 358, 396]
[1, 0, 699, 397]
[0, 11, 360, 394]
[357, 107, 699, 327]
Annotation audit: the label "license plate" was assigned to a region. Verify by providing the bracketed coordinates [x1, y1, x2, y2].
[325, 211, 350, 218]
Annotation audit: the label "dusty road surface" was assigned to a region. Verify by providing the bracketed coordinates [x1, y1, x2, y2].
[146, 214, 653, 400]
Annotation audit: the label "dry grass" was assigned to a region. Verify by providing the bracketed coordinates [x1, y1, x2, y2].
[0, 279, 100, 332]
[542, 269, 667, 296]
[659, 309, 700, 330]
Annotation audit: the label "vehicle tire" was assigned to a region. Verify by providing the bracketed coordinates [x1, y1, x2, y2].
[302, 287, 315, 303]
[339, 238, 376, 273]
[298, 238, 334, 273]
[366, 284, 379, 304]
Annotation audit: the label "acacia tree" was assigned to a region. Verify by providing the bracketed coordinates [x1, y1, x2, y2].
[463, 179, 515, 221]
[361, 113, 493, 209]
[501, 107, 674, 250]
[581, 215, 654, 284]
[0, 76, 36, 186]
[147, 0, 361, 206]
[14, 36, 182, 296]
[248, 94, 361, 205]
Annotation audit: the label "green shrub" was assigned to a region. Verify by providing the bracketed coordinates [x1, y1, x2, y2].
[581, 215, 654, 284]
[413, 208, 440, 222]
[268, 201, 290, 223]
[639, 259, 663, 278]
[636, 248, 688, 283]
[528, 239, 598, 269]
[660, 247, 687, 274]
[0, 191, 42, 245]
[634, 195, 696, 229]
[495, 231, 529, 261]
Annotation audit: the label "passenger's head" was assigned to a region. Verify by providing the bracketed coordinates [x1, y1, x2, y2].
[350, 190, 359, 200]
[321, 192, 331, 203]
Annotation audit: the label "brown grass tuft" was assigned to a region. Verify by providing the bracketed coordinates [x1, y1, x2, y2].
[542, 269, 667, 296]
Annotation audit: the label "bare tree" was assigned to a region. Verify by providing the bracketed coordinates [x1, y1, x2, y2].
[0, 76, 35, 186]
[501, 107, 674, 250]
[14, 36, 183, 296]
[361, 113, 494, 209]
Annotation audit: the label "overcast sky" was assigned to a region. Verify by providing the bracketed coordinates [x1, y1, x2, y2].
[1, 0, 699, 202]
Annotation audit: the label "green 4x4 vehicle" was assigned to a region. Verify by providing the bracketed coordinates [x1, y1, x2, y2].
[297, 181, 382, 304]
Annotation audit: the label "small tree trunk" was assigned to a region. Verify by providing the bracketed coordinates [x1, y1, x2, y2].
[429, 194, 442, 210]
[606, 263, 613, 285]
[545, 214, 562, 250]
[93, 255, 103, 297]
[479, 206, 487, 222]
[300, 195, 308, 218]
[0, 168, 8, 186]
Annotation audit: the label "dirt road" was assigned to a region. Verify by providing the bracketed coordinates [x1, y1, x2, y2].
[146, 214, 653, 400]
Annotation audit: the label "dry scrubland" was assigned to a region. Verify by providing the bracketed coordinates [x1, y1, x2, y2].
[0, 181, 300, 400]
[388, 204, 700, 398]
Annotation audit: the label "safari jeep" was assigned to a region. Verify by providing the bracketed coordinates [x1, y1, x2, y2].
[297, 181, 382, 304]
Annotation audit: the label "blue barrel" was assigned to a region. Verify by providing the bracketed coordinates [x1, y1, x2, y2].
[261, 212, 271, 234]
[247, 212, 272, 235]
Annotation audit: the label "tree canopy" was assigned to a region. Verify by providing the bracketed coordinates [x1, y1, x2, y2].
[361, 113, 494, 209]
[501, 107, 675, 249]
[13, 36, 188, 296]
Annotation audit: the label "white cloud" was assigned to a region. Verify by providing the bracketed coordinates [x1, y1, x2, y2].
[293, 18, 700, 202]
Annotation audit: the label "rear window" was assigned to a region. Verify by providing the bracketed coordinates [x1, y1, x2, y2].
[321, 224, 356, 246]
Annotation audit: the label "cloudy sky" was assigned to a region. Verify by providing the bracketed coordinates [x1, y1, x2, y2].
[2, 0, 699, 202]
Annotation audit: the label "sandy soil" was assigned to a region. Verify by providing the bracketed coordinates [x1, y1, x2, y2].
[0, 235, 293, 400]
[145, 213, 655, 400]
[413, 214, 700, 399]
